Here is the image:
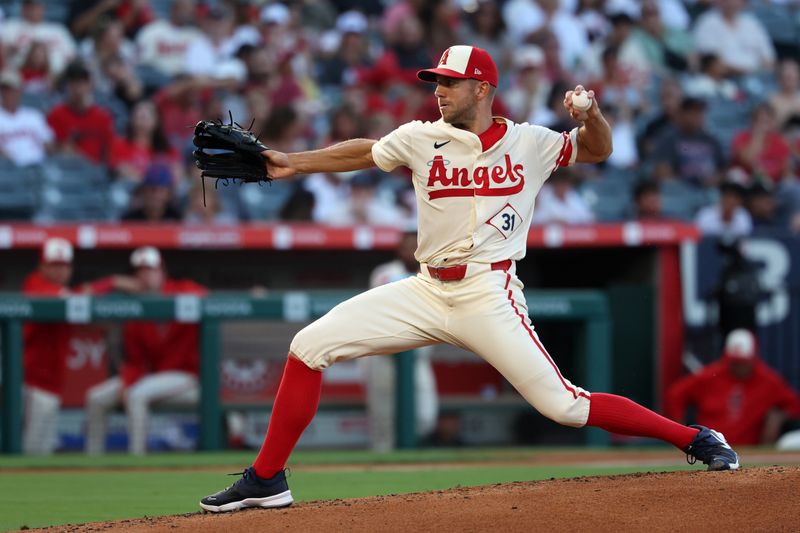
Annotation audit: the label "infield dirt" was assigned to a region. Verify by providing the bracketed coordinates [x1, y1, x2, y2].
[35, 466, 800, 532]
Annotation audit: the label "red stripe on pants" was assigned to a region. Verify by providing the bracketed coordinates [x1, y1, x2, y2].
[504, 273, 590, 401]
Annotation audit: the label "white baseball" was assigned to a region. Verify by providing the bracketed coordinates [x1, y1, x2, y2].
[571, 91, 592, 112]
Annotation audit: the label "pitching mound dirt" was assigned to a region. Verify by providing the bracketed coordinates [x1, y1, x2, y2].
[38, 466, 800, 532]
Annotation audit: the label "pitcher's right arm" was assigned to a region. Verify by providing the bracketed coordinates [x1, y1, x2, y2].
[262, 139, 377, 180]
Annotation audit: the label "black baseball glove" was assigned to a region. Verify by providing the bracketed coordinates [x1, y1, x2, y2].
[192, 114, 272, 202]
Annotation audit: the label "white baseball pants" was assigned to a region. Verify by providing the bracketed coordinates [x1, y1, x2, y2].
[23, 386, 61, 455]
[85, 371, 199, 455]
[291, 263, 591, 428]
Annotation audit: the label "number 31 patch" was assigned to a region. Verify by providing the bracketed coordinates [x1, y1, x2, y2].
[486, 203, 523, 239]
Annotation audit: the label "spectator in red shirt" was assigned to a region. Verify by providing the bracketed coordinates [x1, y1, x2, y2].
[85, 247, 207, 455]
[731, 103, 794, 183]
[110, 99, 180, 182]
[22, 237, 138, 454]
[152, 75, 232, 151]
[47, 61, 115, 164]
[666, 329, 800, 446]
[114, 0, 156, 38]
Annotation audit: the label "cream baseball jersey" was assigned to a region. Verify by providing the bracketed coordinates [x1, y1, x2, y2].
[372, 118, 578, 266]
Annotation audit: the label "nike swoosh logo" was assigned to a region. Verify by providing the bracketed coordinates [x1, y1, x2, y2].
[434, 140, 451, 149]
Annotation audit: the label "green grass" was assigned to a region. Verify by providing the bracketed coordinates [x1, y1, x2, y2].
[0, 464, 695, 531]
[0, 446, 672, 469]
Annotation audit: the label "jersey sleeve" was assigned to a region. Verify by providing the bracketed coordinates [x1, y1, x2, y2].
[22, 273, 68, 296]
[371, 121, 418, 172]
[170, 279, 209, 296]
[768, 371, 800, 416]
[529, 125, 578, 178]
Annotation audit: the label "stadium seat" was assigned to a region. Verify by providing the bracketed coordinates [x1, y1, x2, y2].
[19, 90, 60, 114]
[660, 180, 707, 221]
[43, 0, 68, 23]
[601, 166, 639, 185]
[0, 0, 18, 18]
[94, 92, 129, 135]
[35, 155, 112, 221]
[0, 0, 67, 22]
[0, 160, 43, 220]
[135, 64, 172, 92]
[579, 179, 632, 222]
[109, 180, 138, 219]
[748, 3, 798, 48]
[239, 179, 294, 221]
[44, 154, 109, 188]
[150, 0, 173, 20]
[704, 100, 754, 160]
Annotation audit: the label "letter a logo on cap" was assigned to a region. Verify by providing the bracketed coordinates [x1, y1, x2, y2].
[417, 45, 498, 87]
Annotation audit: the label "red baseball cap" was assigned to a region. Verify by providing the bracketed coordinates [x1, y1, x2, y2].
[417, 45, 498, 87]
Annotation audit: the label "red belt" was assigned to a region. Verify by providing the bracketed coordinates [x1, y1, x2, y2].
[426, 259, 512, 282]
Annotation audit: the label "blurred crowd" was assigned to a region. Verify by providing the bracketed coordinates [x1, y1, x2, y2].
[1, 0, 800, 234]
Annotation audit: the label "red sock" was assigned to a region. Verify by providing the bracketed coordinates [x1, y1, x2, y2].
[253, 356, 322, 479]
[586, 393, 699, 449]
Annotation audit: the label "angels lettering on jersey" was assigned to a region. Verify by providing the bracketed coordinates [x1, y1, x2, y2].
[426, 153, 525, 200]
[371, 118, 577, 264]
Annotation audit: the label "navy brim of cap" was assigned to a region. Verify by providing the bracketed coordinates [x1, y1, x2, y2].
[417, 67, 471, 83]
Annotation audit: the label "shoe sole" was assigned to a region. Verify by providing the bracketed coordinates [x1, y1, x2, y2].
[708, 460, 740, 471]
[199, 490, 293, 513]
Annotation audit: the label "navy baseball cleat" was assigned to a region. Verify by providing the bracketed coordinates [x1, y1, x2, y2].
[683, 425, 740, 471]
[200, 467, 293, 512]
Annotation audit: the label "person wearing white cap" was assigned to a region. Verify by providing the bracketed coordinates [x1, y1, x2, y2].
[0, 69, 54, 167]
[666, 329, 800, 446]
[183, 3, 246, 81]
[21, 238, 142, 454]
[136, 0, 203, 78]
[317, 11, 370, 87]
[85, 247, 207, 455]
[363, 228, 438, 452]
[21, 237, 75, 455]
[0, 0, 77, 75]
[503, 45, 549, 124]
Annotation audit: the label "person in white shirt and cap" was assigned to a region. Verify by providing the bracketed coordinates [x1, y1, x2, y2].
[363, 228, 439, 451]
[0, 69, 53, 166]
[503, 45, 549, 124]
[136, 0, 203, 78]
[532, 167, 595, 225]
[85, 247, 207, 455]
[21, 238, 140, 454]
[0, 0, 77, 75]
[21, 238, 76, 454]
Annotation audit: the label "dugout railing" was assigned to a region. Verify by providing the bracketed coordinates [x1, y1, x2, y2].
[0, 290, 611, 454]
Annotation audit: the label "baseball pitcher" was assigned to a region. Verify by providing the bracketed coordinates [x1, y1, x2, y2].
[198, 46, 740, 513]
